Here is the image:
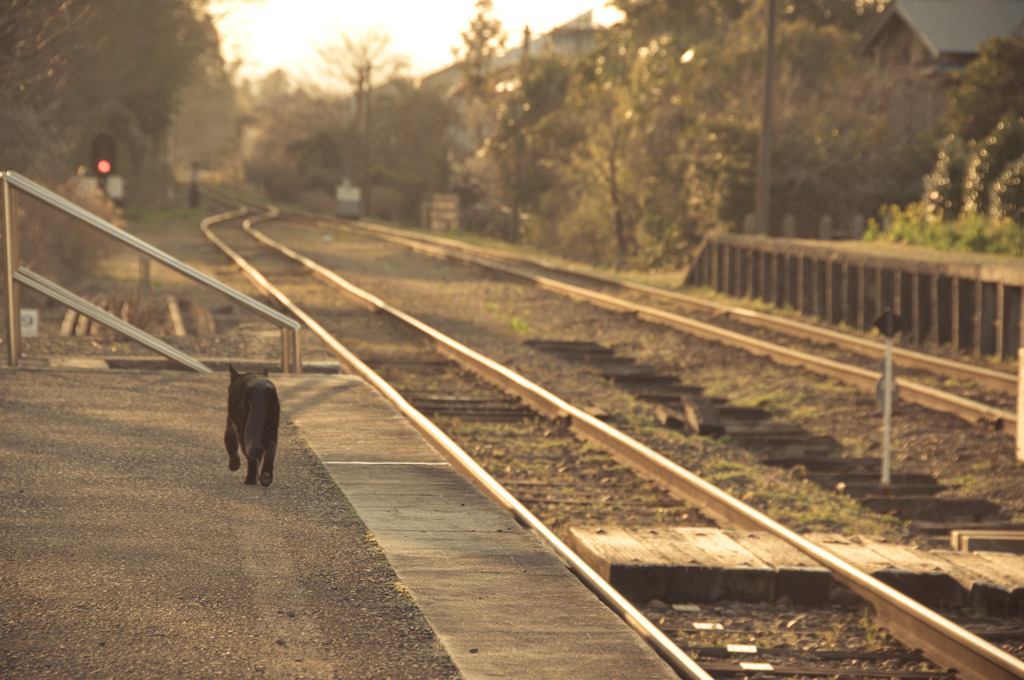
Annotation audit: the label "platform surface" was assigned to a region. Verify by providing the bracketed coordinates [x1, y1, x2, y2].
[0, 367, 677, 679]
[274, 373, 679, 680]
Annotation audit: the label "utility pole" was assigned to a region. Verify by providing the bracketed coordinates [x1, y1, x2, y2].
[754, 0, 776, 236]
[360, 65, 372, 217]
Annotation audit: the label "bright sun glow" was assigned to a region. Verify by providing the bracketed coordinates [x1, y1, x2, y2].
[212, 0, 624, 82]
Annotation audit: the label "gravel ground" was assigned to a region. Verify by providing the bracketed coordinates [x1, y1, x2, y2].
[0, 369, 459, 680]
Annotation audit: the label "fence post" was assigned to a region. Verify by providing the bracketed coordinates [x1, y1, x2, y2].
[818, 215, 833, 240]
[1017, 346, 1024, 461]
[2, 175, 21, 367]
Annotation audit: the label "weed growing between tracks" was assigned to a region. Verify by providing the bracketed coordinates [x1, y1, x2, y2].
[623, 418, 907, 539]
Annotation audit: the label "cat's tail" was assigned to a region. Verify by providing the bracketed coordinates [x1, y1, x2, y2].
[245, 389, 270, 461]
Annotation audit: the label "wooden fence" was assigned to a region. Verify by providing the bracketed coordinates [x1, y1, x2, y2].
[686, 233, 1024, 359]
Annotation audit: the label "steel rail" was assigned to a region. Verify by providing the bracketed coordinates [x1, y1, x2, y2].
[316, 216, 1018, 396]
[239, 214, 1024, 680]
[197, 209, 302, 372]
[199, 211, 714, 680]
[302, 217, 1016, 431]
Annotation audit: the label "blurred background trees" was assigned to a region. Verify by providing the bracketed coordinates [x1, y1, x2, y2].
[1, 0, 220, 203]
[2, 0, 1020, 269]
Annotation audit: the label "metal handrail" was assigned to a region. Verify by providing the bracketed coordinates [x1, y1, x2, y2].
[1, 171, 302, 372]
[14, 267, 211, 373]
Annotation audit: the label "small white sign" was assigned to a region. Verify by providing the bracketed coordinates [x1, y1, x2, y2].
[336, 185, 361, 202]
[20, 308, 38, 337]
[740, 662, 774, 671]
[105, 175, 125, 200]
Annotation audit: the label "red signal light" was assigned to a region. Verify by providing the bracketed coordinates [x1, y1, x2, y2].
[96, 159, 112, 175]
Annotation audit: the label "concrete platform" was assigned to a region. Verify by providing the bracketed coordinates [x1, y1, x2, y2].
[274, 374, 679, 680]
[0, 366, 678, 679]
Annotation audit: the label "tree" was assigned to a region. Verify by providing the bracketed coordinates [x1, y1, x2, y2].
[0, 0, 91, 177]
[315, 26, 410, 211]
[491, 55, 571, 221]
[315, 25, 410, 97]
[242, 78, 352, 202]
[943, 36, 1024, 143]
[0, 0, 221, 194]
[167, 36, 245, 182]
[368, 80, 455, 219]
[458, 0, 506, 97]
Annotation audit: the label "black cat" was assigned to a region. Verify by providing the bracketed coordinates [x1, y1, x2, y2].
[224, 364, 280, 486]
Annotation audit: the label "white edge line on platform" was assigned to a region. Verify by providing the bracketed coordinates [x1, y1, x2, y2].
[323, 461, 450, 466]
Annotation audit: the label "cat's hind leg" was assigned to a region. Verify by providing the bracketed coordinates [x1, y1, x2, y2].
[259, 439, 276, 487]
[224, 420, 241, 472]
[244, 453, 259, 485]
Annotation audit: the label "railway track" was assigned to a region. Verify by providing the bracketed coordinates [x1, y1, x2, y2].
[302, 213, 1019, 430]
[197, 201, 1024, 680]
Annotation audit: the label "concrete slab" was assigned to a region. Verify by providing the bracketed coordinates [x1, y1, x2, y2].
[274, 374, 679, 680]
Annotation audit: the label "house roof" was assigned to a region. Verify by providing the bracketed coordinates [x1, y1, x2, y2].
[860, 0, 1024, 59]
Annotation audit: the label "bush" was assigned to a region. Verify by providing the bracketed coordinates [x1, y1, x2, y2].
[922, 134, 972, 219]
[990, 152, 1024, 223]
[865, 202, 1024, 255]
[963, 115, 1024, 216]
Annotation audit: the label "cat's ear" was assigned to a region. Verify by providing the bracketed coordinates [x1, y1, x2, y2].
[259, 367, 269, 377]
[229, 364, 239, 380]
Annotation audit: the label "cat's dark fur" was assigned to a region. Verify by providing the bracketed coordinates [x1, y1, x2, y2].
[224, 364, 280, 486]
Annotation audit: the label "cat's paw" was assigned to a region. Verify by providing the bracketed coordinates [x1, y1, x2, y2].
[228, 457, 240, 471]
[260, 471, 273, 487]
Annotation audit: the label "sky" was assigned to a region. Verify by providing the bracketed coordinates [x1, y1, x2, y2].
[211, 0, 624, 83]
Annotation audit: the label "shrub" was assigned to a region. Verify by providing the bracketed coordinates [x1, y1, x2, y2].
[963, 115, 1024, 216]
[865, 202, 1024, 255]
[922, 134, 972, 219]
[990, 152, 1024, 224]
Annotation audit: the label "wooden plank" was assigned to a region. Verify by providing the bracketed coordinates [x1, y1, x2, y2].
[166, 296, 186, 337]
[59, 309, 78, 336]
[856, 539, 967, 608]
[971, 551, 1024, 588]
[811, 534, 964, 606]
[807, 533, 907, 573]
[667, 528, 775, 602]
[679, 395, 724, 436]
[722, 421, 805, 437]
[932, 550, 1018, 615]
[566, 527, 687, 602]
[951, 530, 1024, 554]
[728, 531, 832, 605]
[74, 310, 90, 336]
[624, 527, 728, 603]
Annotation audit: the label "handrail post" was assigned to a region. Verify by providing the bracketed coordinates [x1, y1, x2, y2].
[282, 326, 301, 374]
[3, 175, 21, 367]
